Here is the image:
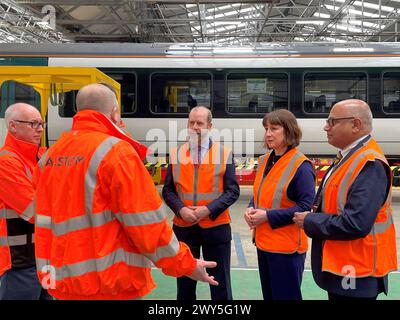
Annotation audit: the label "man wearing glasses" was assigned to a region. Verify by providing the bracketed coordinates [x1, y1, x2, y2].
[0, 103, 50, 299]
[293, 99, 397, 300]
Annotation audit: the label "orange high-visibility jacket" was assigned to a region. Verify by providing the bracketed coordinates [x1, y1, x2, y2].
[170, 142, 231, 228]
[33, 110, 196, 300]
[0, 133, 45, 276]
[321, 138, 397, 277]
[253, 148, 310, 254]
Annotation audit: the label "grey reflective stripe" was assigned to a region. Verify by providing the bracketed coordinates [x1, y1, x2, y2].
[84, 137, 121, 214]
[257, 155, 268, 174]
[333, 149, 394, 235]
[271, 151, 303, 209]
[36, 214, 52, 229]
[115, 204, 167, 227]
[0, 207, 34, 221]
[178, 192, 221, 201]
[176, 144, 227, 204]
[0, 234, 28, 246]
[2, 209, 19, 219]
[145, 235, 180, 262]
[337, 150, 387, 214]
[20, 199, 35, 221]
[36, 248, 151, 281]
[50, 210, 113, 236]
[32, 233, 34, 243]
[0, 149, 31, 179]
[38, 149, 49, 170]
[37, 206, 168, 236]
[0, 150, 17, 158]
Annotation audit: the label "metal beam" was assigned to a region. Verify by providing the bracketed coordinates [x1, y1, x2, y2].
[17, 0, 277, 4]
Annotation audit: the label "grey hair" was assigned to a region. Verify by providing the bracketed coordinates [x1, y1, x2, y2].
[4, 103, 38, 128]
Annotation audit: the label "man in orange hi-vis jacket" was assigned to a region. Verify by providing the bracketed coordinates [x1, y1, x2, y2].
[0, 103, 50, 300]
[33, 83, 218, 300]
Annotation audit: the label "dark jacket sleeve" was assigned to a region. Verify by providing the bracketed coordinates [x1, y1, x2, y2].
[206, 152, 240, 220]
[304, 160, 389, 240]
[267, 160, 316, 229]
[161, 165, 186, 218]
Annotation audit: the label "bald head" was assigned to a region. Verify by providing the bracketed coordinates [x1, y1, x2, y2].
[76, 83, 118, 116]
[5, 103, 41, 127]
[332, 99, 373, 134]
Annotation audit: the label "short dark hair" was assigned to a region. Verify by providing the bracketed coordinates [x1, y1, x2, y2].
[262, 109, 302, 147]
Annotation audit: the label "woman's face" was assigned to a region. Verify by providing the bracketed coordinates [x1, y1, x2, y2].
[264, 122, 287, 151]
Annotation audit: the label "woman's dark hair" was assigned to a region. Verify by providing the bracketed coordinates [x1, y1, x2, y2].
[262, 109, 302, 148]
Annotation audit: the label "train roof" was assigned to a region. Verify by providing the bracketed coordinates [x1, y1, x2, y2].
[1, 42, 400, 57]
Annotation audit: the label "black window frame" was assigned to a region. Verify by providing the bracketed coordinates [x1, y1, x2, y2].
[225, 70, 290, 116]
[149, 71, 213, 116]
[302, 70, 369, 116]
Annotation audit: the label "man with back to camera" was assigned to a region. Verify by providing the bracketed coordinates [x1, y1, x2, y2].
[293, 99, 397, 300]
[162, 106, 240, 300]
[33, 83, 218, 300]
[0, 103, 50, 299]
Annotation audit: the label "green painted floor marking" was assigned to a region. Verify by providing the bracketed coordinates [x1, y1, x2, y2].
[145, 269, 400, 300]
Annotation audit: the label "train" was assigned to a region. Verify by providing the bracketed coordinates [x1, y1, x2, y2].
[1, 42, 400, 183]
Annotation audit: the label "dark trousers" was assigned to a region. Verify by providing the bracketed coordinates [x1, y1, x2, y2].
[257, 249, 306, 300]
[0, 266, 52, 300]
[174, 224, 232, 300]
[328, 292, 378, 301]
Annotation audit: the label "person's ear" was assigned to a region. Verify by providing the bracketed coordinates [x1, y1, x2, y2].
[8, 120, 17, 134]
[110, 106, 120, 125]
[352, 118, 362, 133]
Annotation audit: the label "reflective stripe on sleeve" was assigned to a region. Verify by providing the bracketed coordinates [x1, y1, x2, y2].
[144, 235, 180, 263]
[36, 248, 151, 281]
[0, 234, 28, 246]
[114, 204, 167, 227]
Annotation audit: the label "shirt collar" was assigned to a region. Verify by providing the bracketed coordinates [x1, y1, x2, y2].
[340, 134, 369, 158]
[189, 134, 211, 150]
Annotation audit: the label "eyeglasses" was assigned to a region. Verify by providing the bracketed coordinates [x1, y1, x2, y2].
[325, 117, 355, 127]
[13, 120, 47, 129]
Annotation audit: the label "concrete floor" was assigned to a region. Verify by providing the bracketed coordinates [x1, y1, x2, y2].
[150, 185, 400, 300]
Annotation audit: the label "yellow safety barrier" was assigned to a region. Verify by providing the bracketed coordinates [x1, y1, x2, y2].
[0, 66, 121, 146]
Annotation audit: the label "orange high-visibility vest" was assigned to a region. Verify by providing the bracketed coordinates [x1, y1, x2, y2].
[321, 138, 397, 277]
[170, 141, 231, 228]
[0, 133, 45, 276]
[34, 110, 196, 300]
[253, 148, 310, 254]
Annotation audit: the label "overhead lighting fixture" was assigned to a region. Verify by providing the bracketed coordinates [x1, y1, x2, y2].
[333, 47, 375, 52]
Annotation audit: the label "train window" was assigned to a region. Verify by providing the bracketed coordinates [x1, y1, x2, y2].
[383, 72, 400, 114]
[59, 72, 136, 118]
[150, 72, 212, 114]
[226, 73, 288, 114]
[1, 81, 40, 117]
[106, 72, 136, 115]
[304, 72, 367, 114]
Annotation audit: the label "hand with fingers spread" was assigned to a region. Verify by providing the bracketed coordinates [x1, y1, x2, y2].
[188, 259, 219, 286]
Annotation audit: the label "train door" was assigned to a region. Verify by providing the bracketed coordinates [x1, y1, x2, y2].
[0, 81, 41, 146]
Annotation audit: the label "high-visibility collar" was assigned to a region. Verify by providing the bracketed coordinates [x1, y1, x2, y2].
[72, 110, 149, 160]
[2, 132, 41, 167]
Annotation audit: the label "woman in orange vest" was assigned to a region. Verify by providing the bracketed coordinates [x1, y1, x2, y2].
[244, 109, 315, 300]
